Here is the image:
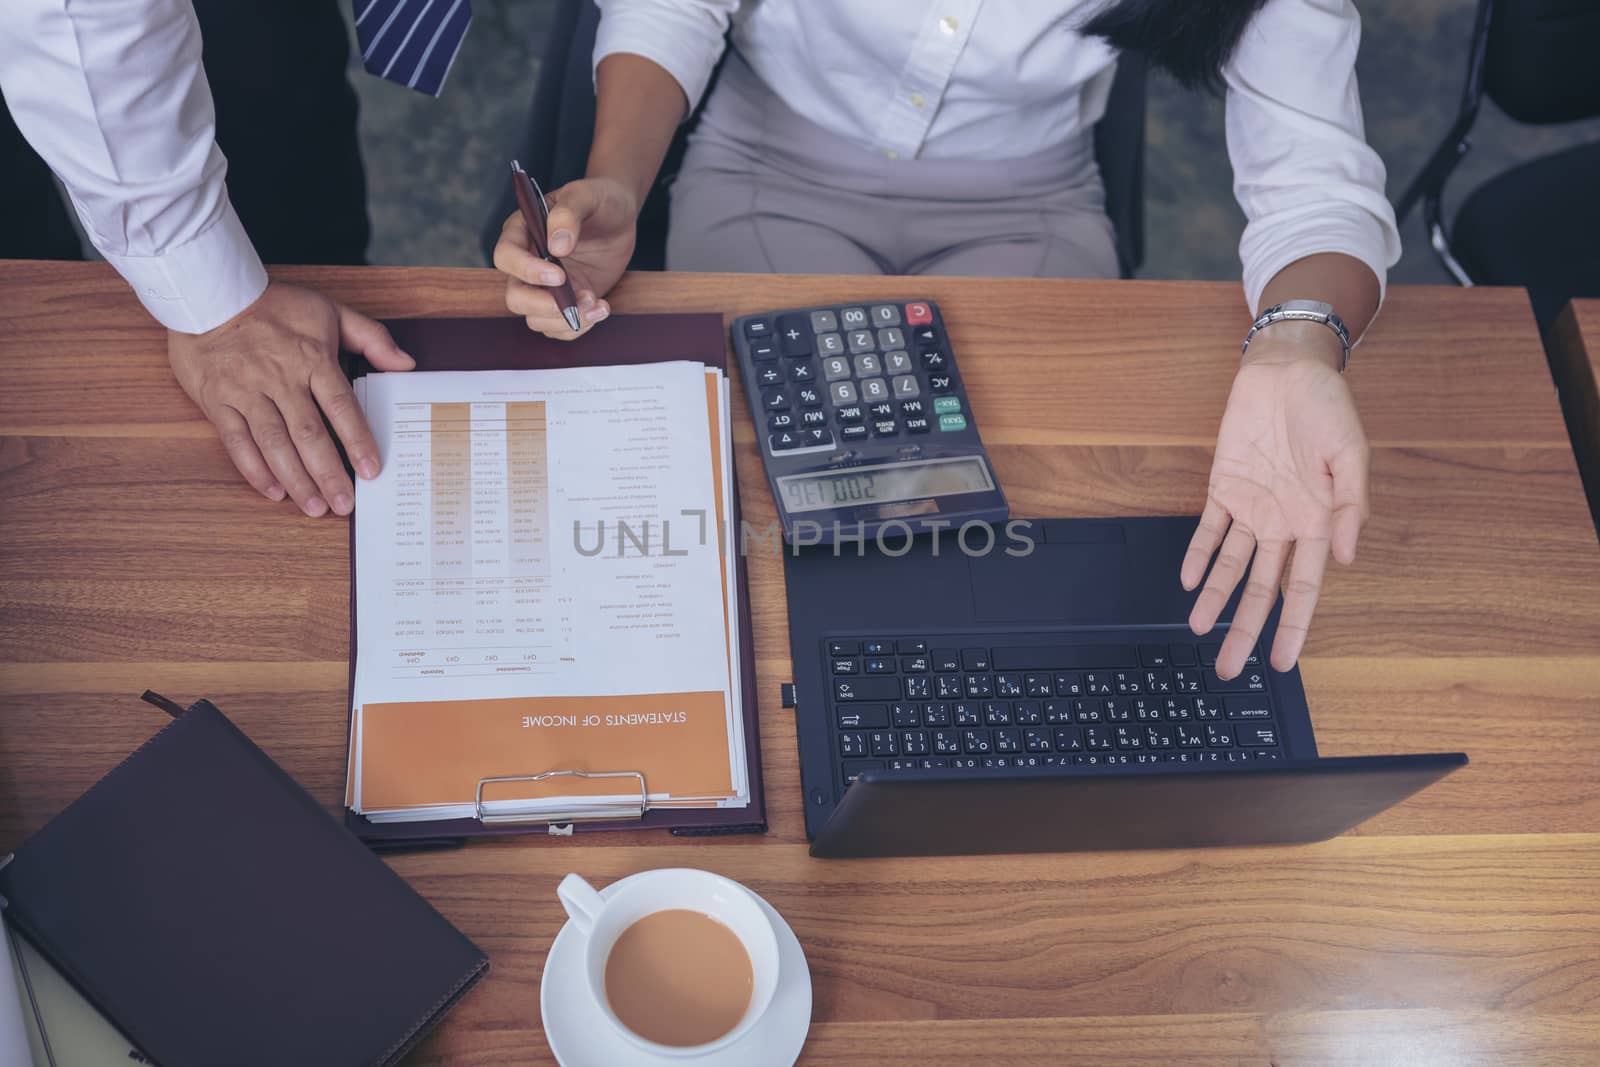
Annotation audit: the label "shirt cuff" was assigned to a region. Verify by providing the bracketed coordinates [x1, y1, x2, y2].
[1238, 200, 1400, 325]
[593, 7, 725, 115]
[101, 198, 268, 334]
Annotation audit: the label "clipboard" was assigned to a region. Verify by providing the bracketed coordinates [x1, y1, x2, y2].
[341, 313, 767, 848]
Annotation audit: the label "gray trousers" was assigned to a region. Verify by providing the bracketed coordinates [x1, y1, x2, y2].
[667, 51, 1120, 280]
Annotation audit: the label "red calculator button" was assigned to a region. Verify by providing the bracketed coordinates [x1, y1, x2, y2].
[905, 302, 933, 325]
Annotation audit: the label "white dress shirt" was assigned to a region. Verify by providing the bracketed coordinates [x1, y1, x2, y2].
[596, 0, 1401, 311]
[1, 0, 267, 333]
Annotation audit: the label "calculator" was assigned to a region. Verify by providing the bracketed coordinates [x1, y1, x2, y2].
[730, 299, 1008, 543]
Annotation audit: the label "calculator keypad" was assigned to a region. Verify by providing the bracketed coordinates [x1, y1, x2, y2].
[744, 301, 966, 457]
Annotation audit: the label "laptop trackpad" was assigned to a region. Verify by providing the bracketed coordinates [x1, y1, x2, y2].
[969, 544, 1129, 624]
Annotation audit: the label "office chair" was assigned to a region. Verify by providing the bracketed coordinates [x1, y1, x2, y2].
[1395, 0, 1600, 333]
[482, 0, 1146, 278]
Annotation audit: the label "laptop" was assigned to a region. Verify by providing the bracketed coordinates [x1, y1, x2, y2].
[781, 516, 1466, 858]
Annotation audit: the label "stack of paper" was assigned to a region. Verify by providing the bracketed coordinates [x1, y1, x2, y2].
[345, 361, 746, 824]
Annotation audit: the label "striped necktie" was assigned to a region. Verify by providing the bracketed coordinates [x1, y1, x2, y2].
[353, 0, 473, 97]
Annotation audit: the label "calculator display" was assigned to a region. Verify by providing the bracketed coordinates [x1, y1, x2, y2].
[777, 458, 993, 514]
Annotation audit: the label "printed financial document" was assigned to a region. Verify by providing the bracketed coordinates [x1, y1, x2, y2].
[349, 363, 746, 820]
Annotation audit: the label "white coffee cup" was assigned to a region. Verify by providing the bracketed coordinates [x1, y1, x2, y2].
[556, 869, 781, 1058]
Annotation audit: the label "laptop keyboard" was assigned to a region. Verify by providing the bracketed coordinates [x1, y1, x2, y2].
[825, 633, 1283, 790]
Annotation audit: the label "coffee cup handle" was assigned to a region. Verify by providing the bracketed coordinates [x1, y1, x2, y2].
[557, 873, 604, 934]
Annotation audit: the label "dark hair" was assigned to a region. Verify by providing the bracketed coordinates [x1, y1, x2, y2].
[1082, 0, 1273, 91]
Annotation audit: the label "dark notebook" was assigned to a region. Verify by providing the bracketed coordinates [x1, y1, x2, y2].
[0, 698, 487, 1067]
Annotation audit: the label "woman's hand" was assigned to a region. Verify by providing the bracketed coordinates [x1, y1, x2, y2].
[1182, 323, 1370, 679]
[493, 176, 640, 340]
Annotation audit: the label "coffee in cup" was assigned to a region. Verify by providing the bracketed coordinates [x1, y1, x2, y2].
[603, 908, 754, 1046]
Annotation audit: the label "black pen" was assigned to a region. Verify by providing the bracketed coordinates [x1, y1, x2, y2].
[510, 160, 582, 332]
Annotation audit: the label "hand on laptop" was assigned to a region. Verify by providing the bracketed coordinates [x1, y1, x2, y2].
[1182, 328, 1370, 679]
[495, 176, 637, 340]
[167, 282, 414, 517]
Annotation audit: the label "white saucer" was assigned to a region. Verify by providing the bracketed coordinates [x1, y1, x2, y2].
[540, 875, 812, 1067]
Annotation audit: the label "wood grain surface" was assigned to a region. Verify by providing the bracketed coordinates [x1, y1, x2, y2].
[2, 261, 1598, 1065]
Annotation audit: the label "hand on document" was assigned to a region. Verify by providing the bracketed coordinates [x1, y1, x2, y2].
[168, 282, 415, 517]
[345, 359, 750, 825]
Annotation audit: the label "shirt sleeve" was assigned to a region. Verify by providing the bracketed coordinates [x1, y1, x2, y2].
[593, 0, 740, 114]
[0, 0, 267, 334]
[1223, 0, 1401, 317]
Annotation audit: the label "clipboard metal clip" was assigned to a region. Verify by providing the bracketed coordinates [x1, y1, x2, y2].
[474, 770, 649, 826]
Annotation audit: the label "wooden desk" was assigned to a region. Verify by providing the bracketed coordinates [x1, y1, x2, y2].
[3, 262, 1599, 1065]
[1549, 298, 1600, 535]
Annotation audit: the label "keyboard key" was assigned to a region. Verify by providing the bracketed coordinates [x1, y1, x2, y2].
[983, 701, 1012, 725]
[1250, 749, 1284, 763]
[1053, 672, 1084, 696]
[809, 310, 838, 334]
[1176, 724, 1205, 748]
[900, 399, 926, 418]
[767, 412, 795, 430]
[750, 341, 778, 362]
[1204, 723, 1235, 748]
[892, 375, 921, 399]
[801, 409, 827, 427]
[877, 327, 906, 350]
[787, 361, 816, 382]
[823, 356, 852, 381]
[816, 332, 845, 357]
[912, 325, 938, 344]
[1083, 726, 1114, 751]
[1226, 697, 1273, 720]
[841, 425, 869, 443]
[868, 401, 895, 419]
[887, 758, 920, 771]
[777, 314, 811, 356]
[1236, 724, 1279, 747]
[870, 304, 901, 327]
[905, 301, 933, 325]
[1169, 644, 1198, 667]
[1072, 699, 1102, 724]
[744, 318, 773, 339]
[962, 729, 993, 754]
[1013, 700, 1043, 725]
[935, 674, 963, 699]
[848, 330, 876, 354]
[1144, 670, 1173, 694]
[832, 657, 858, 675]
[756, 365, 783, 387]
[1194, 697, 1223, 720]
[873, 419, 899, 437]
[930, 375, 956, 394]
[861, 378, 891, 403]
[1043, 700, 1072, 724]
[1173, 670, 1203, 693]
[837, 704, 888, 729]
[799, 386, 824, 408]
[762, 388, 789, 411]
[920, 349, 948, 371]
[1052, 727, 1084, 752]
[1114, 726, 1144, 750]
[841, 760, 880, 786]
[853, 353, 882, 377]
[1199, 643, 1261, 669]
[1140, 645, 1170, 667]
[869, 731, 899, 756]
[900, 655, 930, 673]
[897, 639, 928, 654]
[862, 640, 891, 654]
[904, 417, 931, 433]
[924, 703, 953, 727]
[1113, 670, 1144, 695]
[1163, 697, 1194, 721]
[1024, 728, 1052, 753]
[834, 677, 900, 701]
[938, 413, 967, 432]
[830, 381, 859, 406]
[901, 730, 930, 756]
[991, 645, 1138, 669]
[1146, 725, 1175, 749]
[904, 676, 931, 699]
[839, 732, 868, 756]
[954, 703, 982, 727]
[994, 728, 1022, 753]
[840, 306, 870, 329]
[1024, 673, 1053, 697]
[1204, 668, 1267, 693]
[891, 703, 923, 728]
[932, 648, 961, 672]
[835, 404, 864, 424]
[1133, 698, 1162, 722]
[920, 758, 951, 769]
[770, 431, 799, 451]
[828, 640, 859, 655]
[961, 648, 992, 670]
[884, 351, 914, 375]
[803, 428, 833, 447]
[994, 673, 1025, 698]
[1083, 672, 1114, 696]
[1104, 699, 1131, 722]
[864, 657, 894, 674]
[931, 730, 961, 754]
[964, 675, 994, 698]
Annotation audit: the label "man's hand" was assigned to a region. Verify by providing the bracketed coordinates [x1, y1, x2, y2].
[494, 176, 639, 340]
[168, 282, 414, 516]
[1182, 324, 1370, 679]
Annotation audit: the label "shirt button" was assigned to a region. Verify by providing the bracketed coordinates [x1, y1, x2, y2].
[939, 15, 959, 35]
[909, 92, 926, 108]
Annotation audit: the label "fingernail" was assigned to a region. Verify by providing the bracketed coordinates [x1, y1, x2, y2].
[357, 457, 379, 479]
[304, 496, 328, 518]
[333, 493, 354, 515]
[541, 270, 562, 285]
[266, 483, 286, 502]
[586, 305, 609, 324]
[552, 230, 573, 252]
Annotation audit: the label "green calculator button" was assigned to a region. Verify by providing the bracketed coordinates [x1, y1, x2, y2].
[933, 396, 962, 415]
[938, 413, 968, 432]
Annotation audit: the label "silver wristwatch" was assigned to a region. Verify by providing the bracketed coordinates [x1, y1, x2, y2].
[1241, 300, 1352, 372]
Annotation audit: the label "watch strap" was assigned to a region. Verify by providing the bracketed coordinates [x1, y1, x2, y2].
[1241, 300, 1351, 372]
